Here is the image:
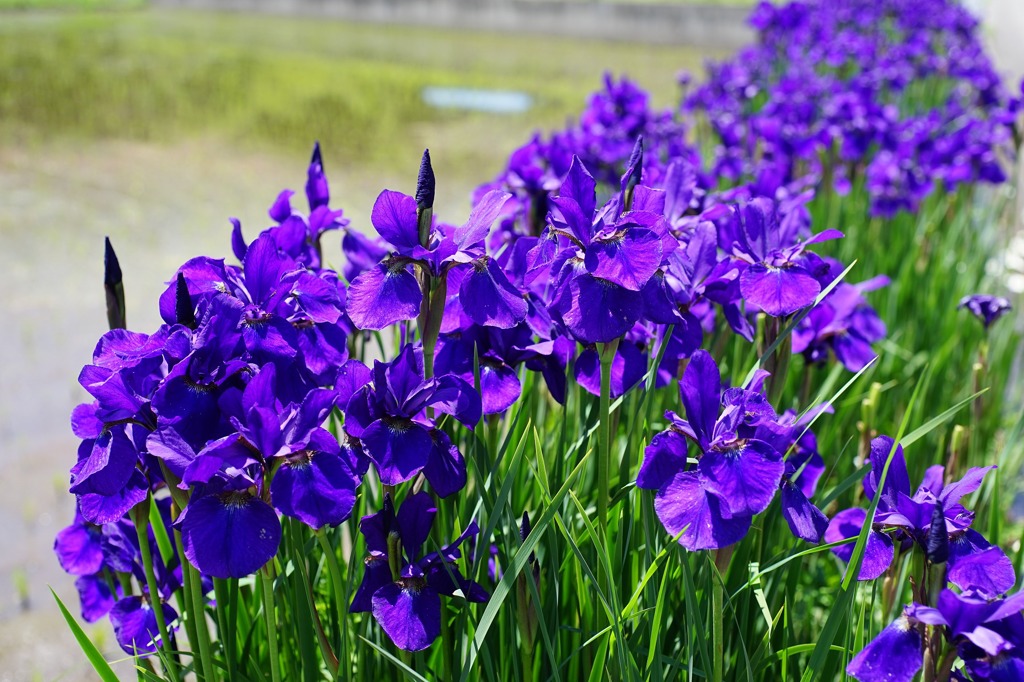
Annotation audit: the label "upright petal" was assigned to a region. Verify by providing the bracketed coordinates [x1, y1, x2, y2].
[371, 190, 420, 252]
[679, 350, 721, 450]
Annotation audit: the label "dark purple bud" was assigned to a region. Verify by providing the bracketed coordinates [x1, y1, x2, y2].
[925, 500, 949, 564]
[415, 149, 435, 211]
[310, 140, 323, 169]
[174, 272, 196, 329]
[416, 149, 435, 249]
[104, 237, 125, 330]
[520, 511, 532, 542]
[624, 136, 643, 192]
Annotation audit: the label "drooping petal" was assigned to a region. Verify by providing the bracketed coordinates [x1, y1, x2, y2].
[654, 470, 752, 551]
[271, 447, 358, 530]
[583, 228, 662, 291]
[75, 575, 115, 623]
[421, 429, 467, 498]
[478, 356, 521, 415]
[699, 439, 784, 518]
[948, 544, 1016, 596]
[371, 582, 441, 652]
[780, 481, 829, 543]
[54, 523, 105, 576]
[460, 258, 528, 329]
[346, 260, 422, 331]
[78, 470, 149, 525]
[739, 263, 821, 317]
[109, 596, 178, 655]
[179, 492, 281, 579]
[350, 559, 391, 613]
[846, 615, 922, 682]
[359, 418, 433, 486]
[69, 427, 139, 497]
[428, 375, 483, 428]
[562, 274, 642, 344]
[637, 430, 689, 491]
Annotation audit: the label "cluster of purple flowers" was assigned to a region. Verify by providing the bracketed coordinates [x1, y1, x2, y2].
[687, 0, 1019, 217]
[54, 0, 1020, 667]
[837, 438, 1024, 682]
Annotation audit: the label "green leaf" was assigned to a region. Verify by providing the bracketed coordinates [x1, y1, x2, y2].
[50, 587, 122, 682]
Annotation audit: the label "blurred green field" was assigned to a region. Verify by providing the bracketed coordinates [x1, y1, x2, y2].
[0, 9, 714, 187]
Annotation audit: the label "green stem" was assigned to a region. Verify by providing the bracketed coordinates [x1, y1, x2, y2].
[712, 571, 724, 682]
[133, 506, 179, 682]
[597, 339, 619, 533]
[213, 577, 238, 682]
[711, 546, 733, 682]
[315, 528, 349, 655]
[188, 560, 216, 681]
[261, 564, 282, 682]
[440, 602, 455, 681]
[175, 535, 202, 680]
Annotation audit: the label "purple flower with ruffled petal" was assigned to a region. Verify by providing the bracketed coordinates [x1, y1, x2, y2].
[826, 435, 1013, 591]
[345, 171, 512, 331]
[720, 197, 842, 317]
[637, 350, 785, 550]
[351, 493, 487, 651]
[343, 345, 480, 494]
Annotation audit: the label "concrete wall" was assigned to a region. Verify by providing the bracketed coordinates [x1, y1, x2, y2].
[151, 0, 756, 48]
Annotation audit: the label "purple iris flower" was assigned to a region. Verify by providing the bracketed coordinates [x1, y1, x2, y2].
[849, 589, 1024, 682]
[350, 493, 487, 651]
[171, 363, 362, 576]
[343, 345, 480, 495]
[545, 155, 672, 343]
[162, 231, 348, 370]
[793, 265, 889, 372]
[235, 142, 349, 270]
[56, 502, 182, 653]
[959, 294, 1013, 330]
[826, 436, 1013, 588]
[637, 350, 785, 550]
[718, 198, 842, 317]
[345, 182, 512, 331]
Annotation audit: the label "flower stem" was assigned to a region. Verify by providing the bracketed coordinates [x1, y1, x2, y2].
[132, 503, 179, 682]
[711, 546, 733, 682]
[315, 527, 349, 663]
[188, 560, 217, 682]
[597, 338, 619, 533]
[440, 602, 455, 681]
[712, 574, 724, 682]
[261, 563, 282, 682]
